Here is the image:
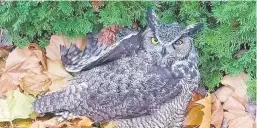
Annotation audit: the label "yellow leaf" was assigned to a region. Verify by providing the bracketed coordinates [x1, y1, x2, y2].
[184, 105, 204, 126]
[0, 89, 35, 122]
[78, 117, 93, 127]
[195, 93, 211, 128]
[12, 119, 34, 128]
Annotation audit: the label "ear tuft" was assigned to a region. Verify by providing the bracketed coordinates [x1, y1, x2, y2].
[147, 8, 159, 32]
[183, 23, 204, 36]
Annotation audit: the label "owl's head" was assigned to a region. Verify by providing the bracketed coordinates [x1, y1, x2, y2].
[144, 8, 203, 62]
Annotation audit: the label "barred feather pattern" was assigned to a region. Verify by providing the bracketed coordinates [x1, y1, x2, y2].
[33, 28, 199, 128]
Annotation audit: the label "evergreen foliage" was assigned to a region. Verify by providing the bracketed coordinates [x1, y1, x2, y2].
[0, 1, 255, 100]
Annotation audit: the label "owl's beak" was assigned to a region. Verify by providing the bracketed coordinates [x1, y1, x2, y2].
[161, 46, 166, 57]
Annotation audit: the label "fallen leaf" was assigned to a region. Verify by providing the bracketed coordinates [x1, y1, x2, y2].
[20, 72, 52, 97]
[46, 35, 86, 61]
[196, 93, 211, 128]
[0, 48, 9, 58]
[0, 119, 34, 128]
[55, 117, 93, 128]
[28, 43, 47, 71]
[184, 105, 204, 126]
[223, 111, 248, 121]
[186, 92, 205, 113]
[231, 87, 247, 106]
[183, 92, 206, 127]
[2, 44, 45, 80]
[91, 1, 103, 12]
[12, 119, 34, 128]
[227, 115, 256, 128]
[77, 117, 93, 127]
[45, 59, 72, 93]
[98, 25, 120, 45]
[221, 73, 247, 90]
[211, 94, 223, 128]
[4, 43, 46, 72]
[215, 73, 255, 128]
[30, 121, 46, 128]
[0, 74, 18, 96]
[43, 117, 59, 127]
[46, 59, 72, 78]
[0, 89, 35, 122]
[0, 43, 47, 95]
[214, 86, 233, 102]
[223, 96, 245, 112]
[0, 58, 6, 73]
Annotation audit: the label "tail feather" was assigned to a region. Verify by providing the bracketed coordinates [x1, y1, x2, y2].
[33, 84, 84, 114]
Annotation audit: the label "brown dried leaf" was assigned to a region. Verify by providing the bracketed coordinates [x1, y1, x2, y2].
[0, 58, 6, 73]
[91, 1, 103, 12]
[0, 43, 46, 95]
[223, 96, 245, 112]
[29, 121, 46, 128]
[211, 94, 223, 128]
[20, 72, 52, 97]
[231, 87, 247, 107]
[56, 117, 93, 128]
[214, 86, 233, 102]
[98, 25, 120, 45]
[45, 59, 72, 93]
[221, 73, 247, 90]
[196, 93, 211, 128]
[0, 48, 9, 58]
[0, 74, 17, 96]
[43, 117, 59, 127]
[28, 43, 47, 71]
[46, 35, 86, 61]
[227, 115, 256, 128]
[4, 43, 46, 76]
[223, 111, 248, 121]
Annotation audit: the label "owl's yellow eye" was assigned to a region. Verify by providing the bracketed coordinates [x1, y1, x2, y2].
[178, 40, 183, 45]
[151, 37, 159, 45]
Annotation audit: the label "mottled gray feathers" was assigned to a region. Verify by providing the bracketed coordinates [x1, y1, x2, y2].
[33, 9, 202, 128]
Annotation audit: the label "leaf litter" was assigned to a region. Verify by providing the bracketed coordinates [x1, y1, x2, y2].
[0, 29, 255, 128]
[0, 33, 120, 128]
[184, 73, 256, 128]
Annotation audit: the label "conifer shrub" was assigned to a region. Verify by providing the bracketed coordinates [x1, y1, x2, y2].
[0, 1, 255, 100]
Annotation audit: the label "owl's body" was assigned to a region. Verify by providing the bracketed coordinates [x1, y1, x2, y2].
[33, 8, 202, 128]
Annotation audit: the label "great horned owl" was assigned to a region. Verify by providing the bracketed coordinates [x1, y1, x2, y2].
[33, 8, 202, 128]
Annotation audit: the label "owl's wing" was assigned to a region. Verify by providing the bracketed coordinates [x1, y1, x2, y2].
[85, 65, 183, 121]
[61, 28, 143, 72]
[33, 63, 184, 122]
